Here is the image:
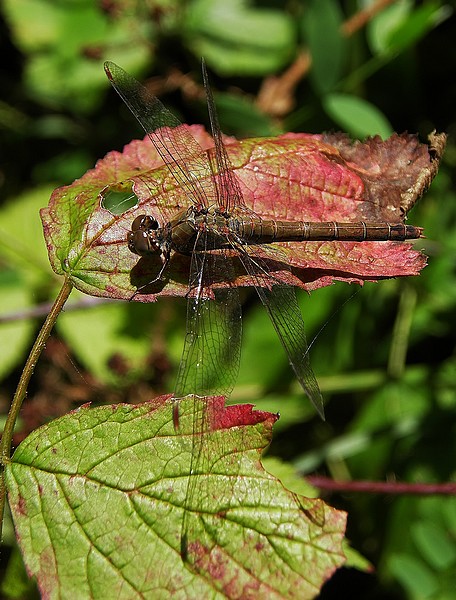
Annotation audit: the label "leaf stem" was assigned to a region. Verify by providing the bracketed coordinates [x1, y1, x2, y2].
[0, 277, 73, 536]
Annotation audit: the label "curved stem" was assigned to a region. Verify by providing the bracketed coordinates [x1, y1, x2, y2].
[307, 476, 456, 496]
[0, 277, 73, 535]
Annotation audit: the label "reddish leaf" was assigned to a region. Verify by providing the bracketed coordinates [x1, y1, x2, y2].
[41, 129, 445, 300]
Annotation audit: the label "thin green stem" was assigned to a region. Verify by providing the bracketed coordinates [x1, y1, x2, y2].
[0, 277, 73, 536]
[388, 284, 417, 379]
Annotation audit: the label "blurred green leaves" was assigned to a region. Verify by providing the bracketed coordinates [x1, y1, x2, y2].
[323, 93, 393, 139]
[2, 0, 451, 137]
[367, 0, 451, 57]
[183, 0, 295, 75]
[3, 0, 153, 111]
[386, 497, 456, 598]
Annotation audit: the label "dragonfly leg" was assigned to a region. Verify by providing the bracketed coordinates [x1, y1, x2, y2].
[129, 250, 171, 300]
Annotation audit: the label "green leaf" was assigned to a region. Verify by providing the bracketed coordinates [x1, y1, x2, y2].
[183, 0, 295, 75]
[301, 0, 346, 93]
[379, 2, 450, 56]
[0, 545, 34, 599]
[6, 396, 346, 598]
[3, 0, 61, 52]
[213, 92, 278, 137]
[263, 459, 372, 573]
[442, 497, 456, 535]
[323, 93, 393, 139]
[412, 521, 456, 571]
[342, 543, 372, 573]
[33, 149, 93, 184]
[262, 457, 319, 498]
[56, 293, 165, 385]
[367, 0, 413, 55]
[238, 300, 289, 389]
[3, 0, 152, 112]
[0, 186, 55, 284]
[351, 375, 429, 432]
[0, 186, 58, 378]
[387, 553, 439, 598]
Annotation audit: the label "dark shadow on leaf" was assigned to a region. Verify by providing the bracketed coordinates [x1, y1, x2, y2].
[130, 253, 192, 294]
[130, 245, 413, 298]
[130, 256, 168, 294]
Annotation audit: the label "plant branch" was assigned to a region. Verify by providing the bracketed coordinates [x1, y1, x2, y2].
[0, 295, 116, 324]
[0, 277, 74, 536]
[341, 0, 398, 37]
[307, 476, 456, 496]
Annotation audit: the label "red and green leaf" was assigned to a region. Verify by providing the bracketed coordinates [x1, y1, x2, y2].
[6, 395, 346, 598]
[41, 129, 444, 300]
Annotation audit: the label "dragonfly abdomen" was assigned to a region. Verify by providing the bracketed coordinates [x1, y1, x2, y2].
[234, 219, 423, 243]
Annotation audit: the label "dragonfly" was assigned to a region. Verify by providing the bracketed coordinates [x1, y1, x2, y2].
[104, 60, 422, 423]
[104, 61, 422, 567]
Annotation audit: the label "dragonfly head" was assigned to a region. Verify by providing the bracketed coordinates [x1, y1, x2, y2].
[127, 214, 162, 256]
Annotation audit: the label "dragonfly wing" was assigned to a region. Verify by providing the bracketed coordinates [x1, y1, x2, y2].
[105, 61, 216, 213]
[256, 283, 324, 419]
[201, 60, 245, 215]
[173, 244, 242, 561]
[235, 243, 324, 419]
[173, 252, 242, 403]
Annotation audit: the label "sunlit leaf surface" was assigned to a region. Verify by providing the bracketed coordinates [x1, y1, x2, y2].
[6, 396, 346, 598]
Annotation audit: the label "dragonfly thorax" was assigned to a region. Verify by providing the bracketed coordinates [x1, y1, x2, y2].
[170, 207, 235, 253]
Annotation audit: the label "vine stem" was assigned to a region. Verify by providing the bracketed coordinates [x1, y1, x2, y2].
[0, 277, 74, 536]
[307, 476, 456, 496]
[341, 0, 397, 36]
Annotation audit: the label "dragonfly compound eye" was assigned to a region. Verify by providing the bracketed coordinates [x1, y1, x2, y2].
[128, 215, 162, 255]
[131, 214, 160, 232]
[127, 229, 158, 256]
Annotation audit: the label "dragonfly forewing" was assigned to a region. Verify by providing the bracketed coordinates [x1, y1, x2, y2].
[105, 62, 216, 213]
[201, 59, 245, 215]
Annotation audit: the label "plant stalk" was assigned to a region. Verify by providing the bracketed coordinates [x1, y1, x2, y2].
[307, 476, 456, 496]
[0, 277, 73, 537]
[388, 284, 417, 379]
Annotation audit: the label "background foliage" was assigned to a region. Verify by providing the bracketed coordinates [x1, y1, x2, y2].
[0, 0, 455, 598]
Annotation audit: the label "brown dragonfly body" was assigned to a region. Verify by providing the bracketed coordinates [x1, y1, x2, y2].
[128, 209, 422, 259]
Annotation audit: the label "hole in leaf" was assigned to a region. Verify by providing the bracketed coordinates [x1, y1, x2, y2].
[101, 182, 138, 215]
